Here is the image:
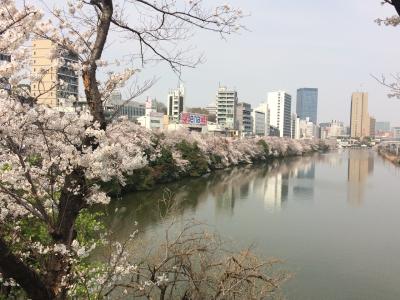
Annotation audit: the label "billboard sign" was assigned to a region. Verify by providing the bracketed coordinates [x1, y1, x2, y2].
[180, 112, 207, 126]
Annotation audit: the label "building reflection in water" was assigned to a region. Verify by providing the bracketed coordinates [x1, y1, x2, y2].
[347, 150, 374, 206]
[213, 157, 317, 213]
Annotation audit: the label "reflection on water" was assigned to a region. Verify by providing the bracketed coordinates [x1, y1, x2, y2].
[108, 154, 334, 236]
[106, 150, 400, 300]
[347, 150, 374, 206]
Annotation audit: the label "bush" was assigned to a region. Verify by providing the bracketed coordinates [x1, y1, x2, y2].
[176, 140, 209, 177]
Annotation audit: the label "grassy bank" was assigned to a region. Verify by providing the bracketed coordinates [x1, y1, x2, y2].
[103, 128, 335, 196]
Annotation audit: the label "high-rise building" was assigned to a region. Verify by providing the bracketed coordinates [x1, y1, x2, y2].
[31, 39, 79, 107]
[291, 113, 300, 139]
[252, 110, 266, 136]
[375, 122, 391, 132]
[216, 86, 238, 130]
[255, 103, 270, 136]
[167, 84, 185, 122]
[236, 102, 253, 135]
[369, 117, 376, 138]
[350, 92, 370, 138]
[296, 88, 318, 124]
[267, 91, 292, 138]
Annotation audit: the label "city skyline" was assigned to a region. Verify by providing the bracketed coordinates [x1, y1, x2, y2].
[119, 0, 400, 127]
[35, 0, 400, 127]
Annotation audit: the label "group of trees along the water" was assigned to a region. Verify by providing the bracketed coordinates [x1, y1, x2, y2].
[0, 0, 398, 299]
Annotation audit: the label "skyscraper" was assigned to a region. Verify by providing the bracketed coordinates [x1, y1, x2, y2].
[255, 102, 270, 136]
[236, 102, 252, 135]
[216, 86, 238, 130]
[369, 116, 376, 138]
[350, 92, 370, 138]
[296, 88, 318, 124]
[31, 39, 79, 107]
[167, 84, 185, 122]
[267, 91, 292, 138]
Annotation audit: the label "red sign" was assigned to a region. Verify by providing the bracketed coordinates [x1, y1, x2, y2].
[180, 112, 207, 126]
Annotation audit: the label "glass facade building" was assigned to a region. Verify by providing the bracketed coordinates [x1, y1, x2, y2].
[296, 88, 318, 124]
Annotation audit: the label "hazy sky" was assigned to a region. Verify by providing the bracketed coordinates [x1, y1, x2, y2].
[130, 0, 400, 126]
[40, 0, 400, 126]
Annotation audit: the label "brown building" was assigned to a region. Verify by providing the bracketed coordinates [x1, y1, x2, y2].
[31, 39, 79, 107]
[350, 92, 370, 138]
[369, 116, 376, 138]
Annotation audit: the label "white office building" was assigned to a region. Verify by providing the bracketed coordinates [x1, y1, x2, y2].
[255, 102, 270, 136]
[252, 110, 266, 136]
[167, 84, 185, 122]
[137, 98, 164, 130]
[216, 86, 238, 131]
[267, 91, 292, 138]
[205, 102, 217, 115]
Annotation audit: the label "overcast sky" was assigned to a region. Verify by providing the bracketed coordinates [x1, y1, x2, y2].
[125, 0, 400, 126]
[41, 0, 400, 126]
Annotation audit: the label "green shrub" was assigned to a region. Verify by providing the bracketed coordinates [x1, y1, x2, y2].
[257, 140, 269, 157]
[176, 140, 209, 177]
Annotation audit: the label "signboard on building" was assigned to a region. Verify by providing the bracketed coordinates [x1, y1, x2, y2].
[180, 112, 207, 126]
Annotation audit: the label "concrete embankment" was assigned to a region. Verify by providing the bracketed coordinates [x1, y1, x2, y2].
[378, 150, 400, 165]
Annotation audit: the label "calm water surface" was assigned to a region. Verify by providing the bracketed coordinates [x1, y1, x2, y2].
[108, 149, 400, 299]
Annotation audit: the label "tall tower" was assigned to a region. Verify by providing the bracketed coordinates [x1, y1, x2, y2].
[296, 88, 318, 124]
[267, 91, 292, 138]
[216, 86, 238, 130]
[350, 92, 370, 138]
[31, 39, 79, 107]
[167, 84, 185, 122]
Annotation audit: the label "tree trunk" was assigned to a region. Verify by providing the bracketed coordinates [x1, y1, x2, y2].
[82, 0, 113, 130]
[0, 238, 54, 300]
[45, 168, 88, 299]
[392, 0, 400, 16]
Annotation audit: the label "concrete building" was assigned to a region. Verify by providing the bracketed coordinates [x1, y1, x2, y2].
[236, 102, 253, 136]
[369, 116, 376, 138]
[252, 110, 266, 136]
[103, 90, 145, 121]
[216, 86, 238, 131]
[255, 103, 270, 136]
[137, 98, 164, 130]
[393, 127, 400, 139]
[267, 91, 292, 138]
[320, 120, 346, 139]
[269, 125, 280, 137]
[350, 92, 370, 138]
[205, 102, 217, 116]
[291, 113, 300, 139]
[296, 88, 318, 124]
[299, 117, 319, 139]
[31, 39, 79, 107]
[376, 121, 391, 132]
[167, 84, 185, 122]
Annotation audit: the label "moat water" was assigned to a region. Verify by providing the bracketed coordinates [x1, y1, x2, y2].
[107, 149, 400, 299]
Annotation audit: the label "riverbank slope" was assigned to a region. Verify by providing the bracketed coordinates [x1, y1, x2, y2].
[105, 128, 335, 196]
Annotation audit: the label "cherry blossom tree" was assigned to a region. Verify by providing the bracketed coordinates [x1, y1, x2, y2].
[0, 1, 332, 299]
[375, 1, 400, 98]
[0, 0, 244, 298]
